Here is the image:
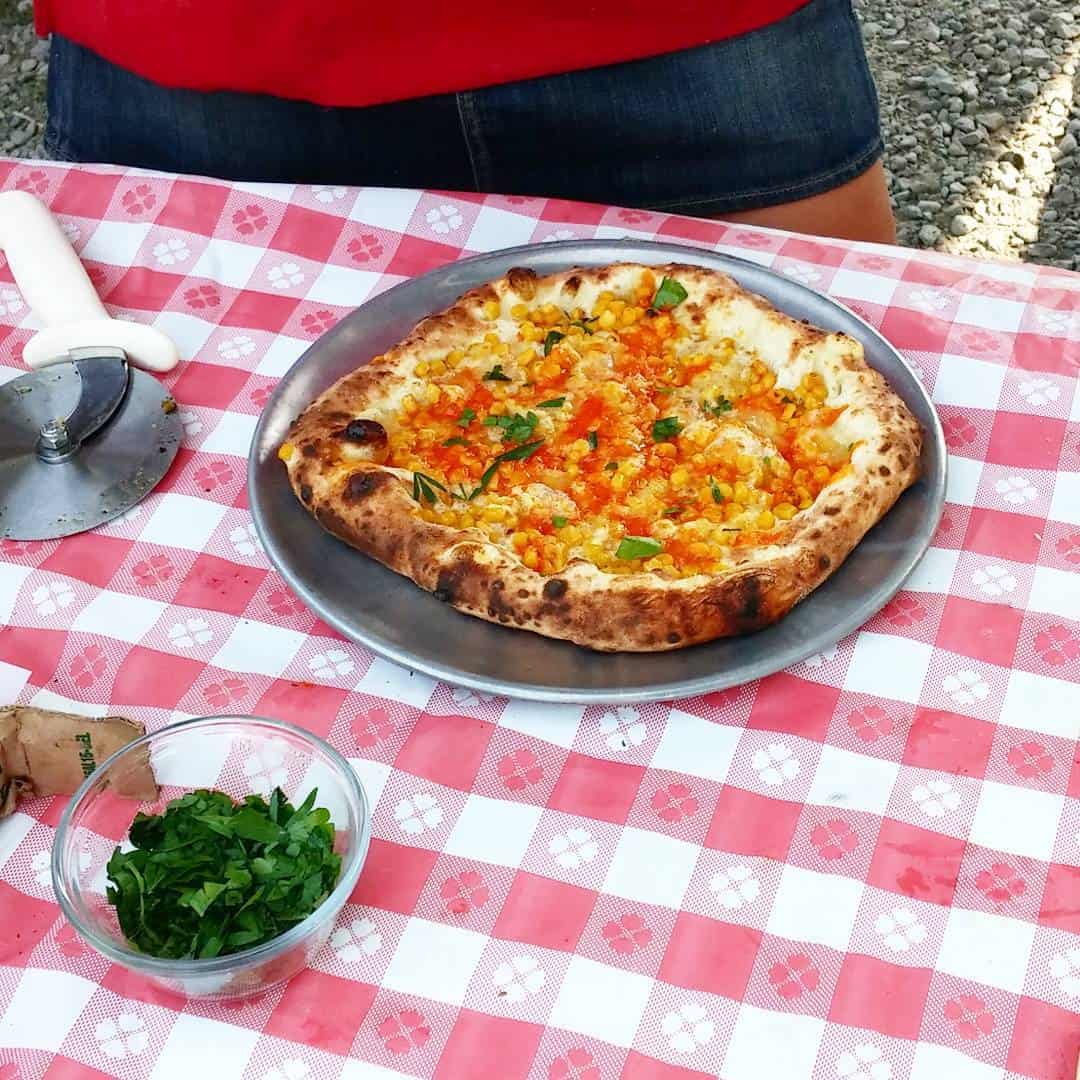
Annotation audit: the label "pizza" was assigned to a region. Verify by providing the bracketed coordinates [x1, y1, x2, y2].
[279, 262, 922, 651]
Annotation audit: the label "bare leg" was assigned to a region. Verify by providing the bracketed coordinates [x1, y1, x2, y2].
[716, 161, 896, 245]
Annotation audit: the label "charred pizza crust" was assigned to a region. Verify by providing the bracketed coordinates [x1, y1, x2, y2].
[282, 263, 922, 651]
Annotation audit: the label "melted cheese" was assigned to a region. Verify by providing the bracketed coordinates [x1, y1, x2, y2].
[363, 272, 855, 578]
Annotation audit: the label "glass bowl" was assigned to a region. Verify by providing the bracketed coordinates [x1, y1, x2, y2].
[51, 715, 370, 1000]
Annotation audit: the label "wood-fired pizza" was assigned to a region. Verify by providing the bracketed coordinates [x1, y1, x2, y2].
[279, 263, 922, 651]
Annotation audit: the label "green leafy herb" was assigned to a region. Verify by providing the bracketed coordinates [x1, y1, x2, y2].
[616, 536, 663, 560]
[652, 416, 683, 441]
[483, 364, 511, 382]
[651, 276, 688, 310]
[412, 471, 446, 504]
[537, 397, 566, 409]
[662, 506, 684, 518]
[105, 787, 341, 961]
[604, 461, 619, 472]
[709, 475, 725, 504]
[543, 330, 565, 356]
[587, 430, 599, 451]
[456, 407, 476, 428]
[482, 411, 539, 444]
[552, 515, 568, 529]
[704, 396, 733, 415]
[442, 436, 469, 447]
[469, 439, 545, 499]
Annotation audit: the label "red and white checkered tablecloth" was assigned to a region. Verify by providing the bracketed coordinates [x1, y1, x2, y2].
[0, 159, 1078, 1080]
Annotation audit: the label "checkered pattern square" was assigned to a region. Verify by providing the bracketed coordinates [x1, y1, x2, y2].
[0, 159, 1077, 1079]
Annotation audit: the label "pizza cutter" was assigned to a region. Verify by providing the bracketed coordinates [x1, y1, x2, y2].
[0, 190, 182, 540]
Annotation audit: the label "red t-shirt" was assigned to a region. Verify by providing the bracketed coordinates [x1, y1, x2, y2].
[36, 2, 812, 109]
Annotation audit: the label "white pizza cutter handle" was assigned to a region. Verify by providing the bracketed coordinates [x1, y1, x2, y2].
[0, 190, 178, 373]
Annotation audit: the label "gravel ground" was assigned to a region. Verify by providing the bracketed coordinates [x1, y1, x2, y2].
[0, 0, 1077, 268]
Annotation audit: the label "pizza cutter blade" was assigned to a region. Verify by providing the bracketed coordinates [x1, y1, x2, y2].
[0, 347, 182, 540]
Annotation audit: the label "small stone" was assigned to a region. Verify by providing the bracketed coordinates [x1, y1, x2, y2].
[949, 214, 977, 236]
[7, 125, 31, 148]
[1015, 80, 1040, 101]
[954, 115, 976, 132]
[1015, 222, 1040, 243]
[987, 57, 1009, 74]
[0, 54, 10, 68]
[886, 38, 911, 52]
[1022, 46, 1052, 64]
[1026, 243, 1055, 259]
[977, 111, 1007, 132]
[1042, 209, 1059, 222]
[918, 224, 942, 246]
[1059, 133, 1078, 155]
[973, 43, 994, 59]
[18, 57, 35, 74]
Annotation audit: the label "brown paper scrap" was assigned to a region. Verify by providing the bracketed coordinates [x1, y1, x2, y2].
[0, 706, 157, 817]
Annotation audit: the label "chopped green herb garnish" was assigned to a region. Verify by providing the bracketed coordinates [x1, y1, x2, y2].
[483, 364, 512, 382]
[105, 787, 340, 960]
[652, 416, 683, 441]
[616, 536, 663, 560]
[705, 396, 733, 415]
[543, 330, 565, 356]
[412, 471, 447, 504]
[468, 439, 545, 499]
[537, 397, 566, 408]
[651, 276, 688, 310]
[662, 507, 684, 517]
[552, 515, 568, 529]
[483, 411, 539, 444]
[604, 461, 619, 472]
[709, 475, 725, 504]
[442, 436, 469, 447]
[587, 430, 599, 451]
[456, 407, 476, 427]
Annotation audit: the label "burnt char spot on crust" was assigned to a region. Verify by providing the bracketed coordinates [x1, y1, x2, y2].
[488, 585, 517, 620]
[507, 267, 537, 298]
[879, 465, 892, 477]
[340, 418, 388, 446]
[823, 505, 840, 516]
[819, 555, 831, 570]
[433, 567, 464, 603]
[301, 443, 318, 458]
[299, 484, 313, 504]
[543, 579, 568, 600]
[344, 470, 393, 501]
[666, 632, 681, 645]
[563, 274, 582, 293]
[737, 575, 763, 622]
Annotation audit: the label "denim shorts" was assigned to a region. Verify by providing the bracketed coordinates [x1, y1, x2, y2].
[45, 0, 883, 215]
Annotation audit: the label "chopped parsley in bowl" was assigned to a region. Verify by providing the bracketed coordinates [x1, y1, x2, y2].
[52, 716, 369, 999]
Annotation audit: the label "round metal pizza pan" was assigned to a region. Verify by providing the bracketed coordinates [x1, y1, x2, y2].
[249, 239, 946, 704]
